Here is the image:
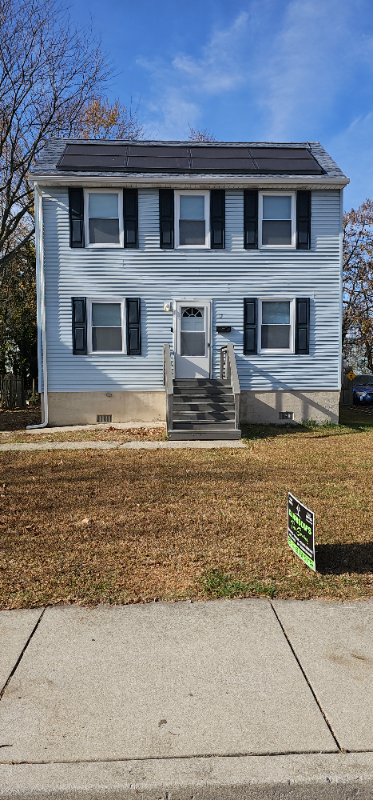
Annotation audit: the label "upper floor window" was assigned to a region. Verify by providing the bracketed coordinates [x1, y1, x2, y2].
[84, 190, 123, 248]
[259, 192, 295, 248]
[175, 191, 210, 248]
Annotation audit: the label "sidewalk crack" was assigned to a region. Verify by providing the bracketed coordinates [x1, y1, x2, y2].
[269, 601, 341, 752]
[0, 607, 46, 701]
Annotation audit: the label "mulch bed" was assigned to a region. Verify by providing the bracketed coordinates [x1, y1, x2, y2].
[0, 408, 41, 431]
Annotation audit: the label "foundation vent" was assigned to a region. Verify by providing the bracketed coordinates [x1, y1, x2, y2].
[97, 414, 112, 423]
[279, 411, 294, 420]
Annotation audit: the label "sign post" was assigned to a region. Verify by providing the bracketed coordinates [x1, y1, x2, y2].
[287, 493, 316, 571]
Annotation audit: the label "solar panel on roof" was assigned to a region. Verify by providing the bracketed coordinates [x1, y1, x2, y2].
[59, 155, 126, 169]
[127, 156, 190, 171]
[128, 145, 189, 158]
[190, 147, 251, 159]
[57, 143, 324, 174]
[250, 147, 323, 174]
[191, 158, 256, 171]
[250, 147, 313, 158]
[254, 159, 323, 174]
[63, 144, 127, 155]
[58, 144, 127, 170]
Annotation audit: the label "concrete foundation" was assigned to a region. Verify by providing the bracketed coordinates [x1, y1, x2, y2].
[45, 389, 339, 427]
[47, 391, 166, 426]
[240, 390, 340, 424]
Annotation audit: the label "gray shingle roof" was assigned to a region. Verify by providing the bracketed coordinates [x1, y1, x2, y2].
[29, 138, 348, 184]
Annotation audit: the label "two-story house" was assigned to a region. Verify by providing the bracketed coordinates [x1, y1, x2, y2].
[29, 140, 348, 439]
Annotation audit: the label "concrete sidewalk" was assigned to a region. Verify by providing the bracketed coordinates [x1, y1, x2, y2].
[0, 599, 372, 799]
[0, 439, 245, 451]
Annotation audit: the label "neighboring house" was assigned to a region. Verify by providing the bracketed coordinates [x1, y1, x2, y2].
[29, 140, 349, 438]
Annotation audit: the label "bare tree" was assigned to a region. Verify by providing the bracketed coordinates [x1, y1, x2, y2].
[0, 0, 111, 276]
[343, 200, 373, 372]
[188, 125, 216, 143]
[72, 97, 145, 140]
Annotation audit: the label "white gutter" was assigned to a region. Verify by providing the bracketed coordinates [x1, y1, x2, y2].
[27, 182, 48, 429]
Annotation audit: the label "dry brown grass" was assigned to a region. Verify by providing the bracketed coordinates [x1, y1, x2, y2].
[1, 423, 373, 609]
[0, 426, 166, 444]
[0, 409, 166, 443]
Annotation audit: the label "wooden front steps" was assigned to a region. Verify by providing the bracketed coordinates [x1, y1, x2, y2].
[169, 379, 241, 440]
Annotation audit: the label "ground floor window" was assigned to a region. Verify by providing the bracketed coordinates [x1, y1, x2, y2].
[258, 299, 295, 353]
[87, 299, 125, 353]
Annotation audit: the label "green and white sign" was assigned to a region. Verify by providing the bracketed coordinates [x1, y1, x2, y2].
[288, 493, 316, 571]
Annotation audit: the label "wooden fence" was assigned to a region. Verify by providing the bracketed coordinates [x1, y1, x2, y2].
[340, 371, 353, 406]
[0, 374, 26, 409]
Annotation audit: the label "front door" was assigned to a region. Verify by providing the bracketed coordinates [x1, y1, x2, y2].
[175, 301, 210, 378]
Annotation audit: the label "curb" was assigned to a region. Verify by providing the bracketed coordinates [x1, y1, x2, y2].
[1, 753, 373, 799]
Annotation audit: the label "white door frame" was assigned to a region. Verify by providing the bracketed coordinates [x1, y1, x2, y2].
[174, 299, 211, 379]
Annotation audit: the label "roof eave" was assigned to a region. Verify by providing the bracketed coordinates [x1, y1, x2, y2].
[29, 173, 349, 188]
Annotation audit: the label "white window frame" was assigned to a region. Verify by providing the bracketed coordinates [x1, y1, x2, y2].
[258, 191, 296, 249]
[174, 190, 210, 249]
[84, 189, 124, 248]
[87, 298, 126, 354]
[258, 298, 295, 354]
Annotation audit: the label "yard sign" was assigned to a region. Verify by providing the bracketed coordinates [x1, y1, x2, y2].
[288, 493, 316, 571]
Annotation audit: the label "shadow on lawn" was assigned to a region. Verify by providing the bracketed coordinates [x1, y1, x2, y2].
[316, 542, 373, 574]
[241, 421, 372, 442]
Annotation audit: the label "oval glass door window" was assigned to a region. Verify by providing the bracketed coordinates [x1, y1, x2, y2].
[180, 307, 205, 356]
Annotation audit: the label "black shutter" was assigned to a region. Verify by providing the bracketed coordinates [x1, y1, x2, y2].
[126, 298, 141, 355]
[159, 189, 174, 249]
[69, 189, 84, 248]
[296, 191, 311, 250]
[244, 298, 257, 354]
[210, 190, 225, 249]
[295, 298, 310, 354]
[72, 297, 87, 354]
[244, 190, 258, 249]
[123, 189, 138, 248]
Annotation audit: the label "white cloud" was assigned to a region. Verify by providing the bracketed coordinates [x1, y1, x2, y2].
[137, 0, 373, 210]
[328, 113, 373, 209]
[256, 0, 373, 140]
[171, 12, 249, 95]
[138, 11, 251, 138]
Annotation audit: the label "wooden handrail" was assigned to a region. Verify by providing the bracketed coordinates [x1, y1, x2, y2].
[220, 343, 240, 430]
[163, 343, 173, 435]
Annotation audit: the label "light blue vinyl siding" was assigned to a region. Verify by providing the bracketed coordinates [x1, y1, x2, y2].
[41, 187, 342, 393]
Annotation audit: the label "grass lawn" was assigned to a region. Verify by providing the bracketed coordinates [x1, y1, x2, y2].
[1, 421, 373, 609]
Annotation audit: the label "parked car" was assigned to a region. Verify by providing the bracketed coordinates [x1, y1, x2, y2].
[353, 375, 373, 404]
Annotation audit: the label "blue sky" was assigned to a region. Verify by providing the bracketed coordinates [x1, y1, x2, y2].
[70, 0, 373, 209]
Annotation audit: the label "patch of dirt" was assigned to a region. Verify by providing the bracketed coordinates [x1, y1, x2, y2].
[0, 408, 41, 431]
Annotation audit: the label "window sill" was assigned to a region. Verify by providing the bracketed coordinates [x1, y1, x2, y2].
[258, 349, 295, 355]
[259, 245, 296, 250]
[88, 351, 126, 355]
[86, 244, 123, 249]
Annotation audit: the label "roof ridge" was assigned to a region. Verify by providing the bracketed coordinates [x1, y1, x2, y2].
[45, 137, 318, 147]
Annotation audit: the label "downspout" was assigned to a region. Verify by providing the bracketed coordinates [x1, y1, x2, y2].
[27, 182, 49, 429]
